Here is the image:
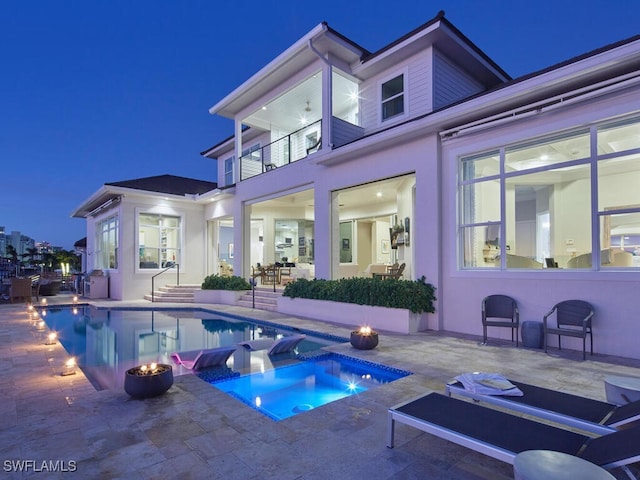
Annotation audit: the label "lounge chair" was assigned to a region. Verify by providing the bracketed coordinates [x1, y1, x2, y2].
[387, 392, 640, 478]
[238, 334, 306, 355]
[446, 377, 640, 435]
[170, 345, 237, 371]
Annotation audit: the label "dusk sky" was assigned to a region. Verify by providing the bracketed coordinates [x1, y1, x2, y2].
[2, 0, 639, 250]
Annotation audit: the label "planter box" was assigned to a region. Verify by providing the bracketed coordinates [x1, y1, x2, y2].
[193, 289, 246, 305]
[278, 297, 428, 334]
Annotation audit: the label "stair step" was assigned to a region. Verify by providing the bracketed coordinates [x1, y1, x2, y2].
[236, 299, 279, 311]
[144, 294, 194, 303]
[154, 290, 196, 297]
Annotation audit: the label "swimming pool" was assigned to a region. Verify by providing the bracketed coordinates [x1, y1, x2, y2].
[210, 352, 411, 421]
[40, 305, 412, 420]
[40, 305, 343, 390]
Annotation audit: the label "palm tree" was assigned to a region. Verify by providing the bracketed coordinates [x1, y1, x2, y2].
[41, 252, 56, 273]
[5, 245, 19, 275]
[23, 247, 40, 267]
[55, 249, 81, 273]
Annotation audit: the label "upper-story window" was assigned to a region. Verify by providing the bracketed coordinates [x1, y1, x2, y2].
[224, 157, 234, 186]
[381, 74, 405, 121]
[95, 214, 118, 269]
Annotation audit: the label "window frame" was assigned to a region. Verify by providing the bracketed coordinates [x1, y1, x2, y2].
[379, 70, 408, 124]
[94, 213, 119, 270]
[136, 211, 183, 271]
[458, 115, 640, 271]
[224, 156, 234, 186]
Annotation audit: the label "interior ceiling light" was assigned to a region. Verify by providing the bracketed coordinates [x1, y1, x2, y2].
[305, 101, 311, 112]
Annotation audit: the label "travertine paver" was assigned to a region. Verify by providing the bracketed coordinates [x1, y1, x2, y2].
[1, 295, 639, 479]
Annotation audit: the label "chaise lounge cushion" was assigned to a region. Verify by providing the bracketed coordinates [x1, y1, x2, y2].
[170, 346, 237, 371]
[238, 334, 306, 355]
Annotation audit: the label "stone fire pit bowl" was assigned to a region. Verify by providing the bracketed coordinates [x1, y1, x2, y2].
[124, 364, 174, 399]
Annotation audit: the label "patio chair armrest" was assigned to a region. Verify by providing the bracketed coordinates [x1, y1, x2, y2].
[582, 311, 594, 327]
[542, 307, 556, 328]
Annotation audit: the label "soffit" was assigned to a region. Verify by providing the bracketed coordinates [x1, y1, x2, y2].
[210, 26, 363, 119]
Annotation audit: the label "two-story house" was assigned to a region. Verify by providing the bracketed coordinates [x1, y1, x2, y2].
[74, 11, 640, 359]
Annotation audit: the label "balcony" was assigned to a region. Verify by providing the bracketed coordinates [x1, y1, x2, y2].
[239, 117, 364, 180]
[240, 120, 322, 180]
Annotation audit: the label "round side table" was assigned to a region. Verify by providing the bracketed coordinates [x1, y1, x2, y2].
[604, 374, 640, 405]
[514, 450, 615, 480]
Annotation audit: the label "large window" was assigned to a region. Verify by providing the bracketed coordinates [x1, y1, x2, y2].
[381, 74, 404, 121]
[459, 116, 640, 270]
[95, 214, 118, 269]
[139, 214, 181, 269]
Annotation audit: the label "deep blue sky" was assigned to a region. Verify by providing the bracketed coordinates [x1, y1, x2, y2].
[1, 0, 638, 250]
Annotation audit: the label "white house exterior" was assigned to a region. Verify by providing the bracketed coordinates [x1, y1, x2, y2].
[72, 175, 217, 300]
[74, 12, 640, 360]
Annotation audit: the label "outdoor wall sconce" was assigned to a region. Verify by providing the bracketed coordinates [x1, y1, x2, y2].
[45, 332, 57, 345]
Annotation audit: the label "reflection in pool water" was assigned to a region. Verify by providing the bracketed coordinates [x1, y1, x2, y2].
[41, 306, 344, 390]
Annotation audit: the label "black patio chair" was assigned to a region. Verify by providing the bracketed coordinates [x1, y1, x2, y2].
[543, 299, 594, 360]
[481, 294, 519, 346]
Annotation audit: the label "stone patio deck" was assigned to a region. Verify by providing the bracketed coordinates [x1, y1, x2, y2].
[1, 294, 639, 479]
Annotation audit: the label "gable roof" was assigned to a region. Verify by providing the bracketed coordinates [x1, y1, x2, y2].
[105, 174, 217, 196]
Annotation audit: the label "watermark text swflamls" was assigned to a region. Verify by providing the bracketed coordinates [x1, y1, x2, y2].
[4, 460, 77, 473]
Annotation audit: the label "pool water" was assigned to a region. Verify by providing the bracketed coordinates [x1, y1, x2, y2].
[40, 305, 342, 390]
[211, 353, 412, 421]
[40, 305, 412, 420]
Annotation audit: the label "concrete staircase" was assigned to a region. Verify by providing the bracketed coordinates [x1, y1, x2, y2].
[144, 284, 201, 303]
[236, 287, 282, 311]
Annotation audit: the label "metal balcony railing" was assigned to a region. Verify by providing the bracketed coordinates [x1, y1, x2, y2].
[240, 120, 322, 180]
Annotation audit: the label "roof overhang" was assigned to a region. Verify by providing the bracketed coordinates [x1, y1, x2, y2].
[208, 23, 365, 119]
[354, 19, 509, 86]
[71, 184, 213, 219]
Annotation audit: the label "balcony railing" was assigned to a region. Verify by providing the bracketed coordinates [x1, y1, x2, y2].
[240, 120, 322, 181]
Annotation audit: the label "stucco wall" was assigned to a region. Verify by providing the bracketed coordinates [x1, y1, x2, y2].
[440, 83, 640, 358]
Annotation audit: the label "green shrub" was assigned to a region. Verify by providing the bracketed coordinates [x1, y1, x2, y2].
[201, 275, 251, 291]
[282, 276, 436, 313]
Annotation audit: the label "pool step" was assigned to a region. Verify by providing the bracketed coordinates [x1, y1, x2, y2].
[143, 284, 201, 303]
[236, 287, 282, 311]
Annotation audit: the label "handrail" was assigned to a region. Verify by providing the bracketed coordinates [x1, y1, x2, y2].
[240, 119, 321, 179]
[151, 263, 179, 303]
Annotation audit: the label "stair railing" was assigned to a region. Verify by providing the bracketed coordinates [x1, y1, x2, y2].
[151, 263, 180, 303]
